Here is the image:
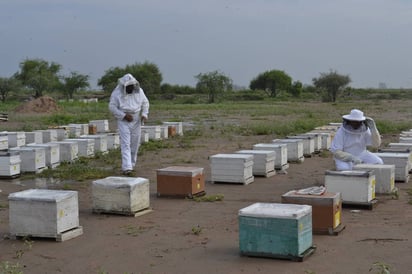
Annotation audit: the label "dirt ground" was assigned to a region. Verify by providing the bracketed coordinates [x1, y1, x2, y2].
[1, 118, 412, 273]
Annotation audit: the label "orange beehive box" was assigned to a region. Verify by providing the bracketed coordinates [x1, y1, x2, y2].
[167, 126, 177, 137]
[156, 166, 205, 198]
[281, 190, 342, 234]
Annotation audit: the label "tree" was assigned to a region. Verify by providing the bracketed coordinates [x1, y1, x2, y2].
[290, 81, 303, 98]
[98, 62, 162, 95]
[14, 58, 61, 98]
[250, 70, 292, 97]
[195, 70, 232, 103]
[312, 70, 351, 102]
[0, 77, 21, 102]
[62, 72, 90, 100]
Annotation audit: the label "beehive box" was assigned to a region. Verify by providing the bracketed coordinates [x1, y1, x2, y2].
[281, 190, 342, 233]
[66, 124, 81, 137]
[66, 138, 95, 157]
[92, 176, 150, 215]
[399, 137, 412, 143]
[159, 125, 169, 139]
[26, 143, 60, 169]
[79, 134, 108, 154]
[166, 125, 177, 137]
[162, 121, 183, 136]
[106, 133, 120, 150]
[210, 153, 254, 185]
[38, 129, 58, 143]
[272, 139, 304, 162]
[156, 166, 205, 197]
[68, 123, 89, 135]
[388, 142, 412, 150]
[235, 150, 276, 177]
[54, 127, 69, 141]
[51, 141, 79, 162]
[239, 203, 313, 258]
[353, 164, 395, 194]
[25, 131, 43, 144]
[287, 135, 315, 156]
[378, 148, 412, 171]
[325, 170, 375, 203]
[89, 119, 109, 133]
[9, 147, 46, 173]
[0, 151, 21, 177]
[5, 131, 25, 148]
[0, 133, 8, 150]
[253, 143, 288, 170]
[374, 152, 410, 182]
[141, 125, 161, 140]
[301, 132, 322, 152]
[8, 189, 82, 241]
[307, 131, 332, 149]
[141, 131, 149, 143]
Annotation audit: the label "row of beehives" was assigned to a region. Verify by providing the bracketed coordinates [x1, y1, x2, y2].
[0, 120, 184, 177]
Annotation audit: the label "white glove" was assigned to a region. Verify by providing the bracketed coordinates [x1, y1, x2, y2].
[334, 150, 362, 164]
[365, 116, 381, 147]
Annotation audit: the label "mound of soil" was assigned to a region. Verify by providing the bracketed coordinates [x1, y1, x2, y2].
[14, 96, 60, 113]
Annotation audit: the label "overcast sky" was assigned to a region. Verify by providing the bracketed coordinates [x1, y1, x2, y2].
[1, 0, 412, 89]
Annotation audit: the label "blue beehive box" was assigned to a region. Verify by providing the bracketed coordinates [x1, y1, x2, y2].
[239, 203, 312, 258]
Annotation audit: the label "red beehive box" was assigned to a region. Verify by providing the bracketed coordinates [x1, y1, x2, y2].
[156, 166, 205, 198]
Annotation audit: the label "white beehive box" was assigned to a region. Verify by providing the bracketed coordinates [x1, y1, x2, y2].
[307, 131, 332, 149]
[37, 129, 58, 143]
[65, 124, 81, 137]
[51, 141, 79, 162]
[141, 131, 149, 143]
[92, 176, 150, 215]
[287, 135, 315, 156]
[388, 142, 412, 150]
[378, 148, 412, 171]
[253, 143, 289, 170]
[210, 153, 254, 184]
[4, 131, 25, 148]
[141, 125, 161, 140]
[25, 131, 43, 144]
[374, 152, 410, 182]
[235, 150, 276, 177]
[26, 143, 60, 169]
[0, 133, 8, 150]
[54, 127, 69, 141]
[272, 139, 304, 163]
[353, 164, 395, 194]
[8, 189, 82, 241]
[301, 132, 322, 152]
[325, 170, 375, 203]
[0, 151, 21, 177]
[66, 138, 95, 157]
[79, 134, 108, 154]
[89, 119, 109, 133]
[68, 123, 89, 135]
[162, 121, 183, 136]
[159, 125, 169, 139]
[106, 133, 120, 150]
[399, 137, 412, 144]
[9, 146, 46, 173]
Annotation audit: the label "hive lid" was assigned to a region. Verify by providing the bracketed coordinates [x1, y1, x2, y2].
[93, 176, 149, 188]
[8, 189, 77, 202]
[325, 170, 373, 177]
[210, 154, 253, 161]
[156, 166, 203, 176]
[238, 203, 311, 219]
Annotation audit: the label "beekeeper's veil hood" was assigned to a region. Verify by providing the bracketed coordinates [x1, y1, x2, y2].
[118, 73, 140, 93]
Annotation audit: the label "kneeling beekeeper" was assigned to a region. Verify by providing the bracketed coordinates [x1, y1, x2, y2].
[330, 109, 383, 171]
[109, 73, 149, 176]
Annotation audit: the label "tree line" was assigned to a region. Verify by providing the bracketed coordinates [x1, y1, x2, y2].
[0, 58, 351, 103]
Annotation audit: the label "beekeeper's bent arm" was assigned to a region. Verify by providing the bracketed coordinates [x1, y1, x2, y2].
[365, 117, 381, 147]
[334, 150, 362, 164]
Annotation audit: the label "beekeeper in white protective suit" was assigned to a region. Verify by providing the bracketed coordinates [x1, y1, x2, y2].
[330, 109, 383, 171]
[109, 73, 149, 175]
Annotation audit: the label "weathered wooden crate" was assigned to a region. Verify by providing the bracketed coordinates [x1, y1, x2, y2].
[353, 164, 395, 194]
[272, 139, 304, 163]
[66, 138, 95, 157]
[9, 146, 46, 173]
[253, 143, 289, 171]
[239, 203, 313, 260]
[79, 134, 108, 154]
[325, 170, 375, 204]
[0, 151, 21, 178]
[156, 166, 205, 198]
[92, 176, 150, 216]
[8, 189, 82, 241]
[235, 150, 276, 177]
[89, 119, 109, 133]
[282, 190, 343, 235]
[26, 143, 60, 169]
[374, 152, 410, 182]
[210, 153, 254, 185]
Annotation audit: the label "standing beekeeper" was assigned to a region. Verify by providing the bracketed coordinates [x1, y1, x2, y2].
[109, 73, 149, 176]
[330, 109, 383, 171]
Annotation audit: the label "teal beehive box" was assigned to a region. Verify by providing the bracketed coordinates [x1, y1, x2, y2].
[239, 203, 312, 259]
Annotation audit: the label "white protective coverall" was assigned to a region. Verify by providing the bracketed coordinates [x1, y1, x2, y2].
[330, 110, 383, 171]
[109, 74, 149, 172]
